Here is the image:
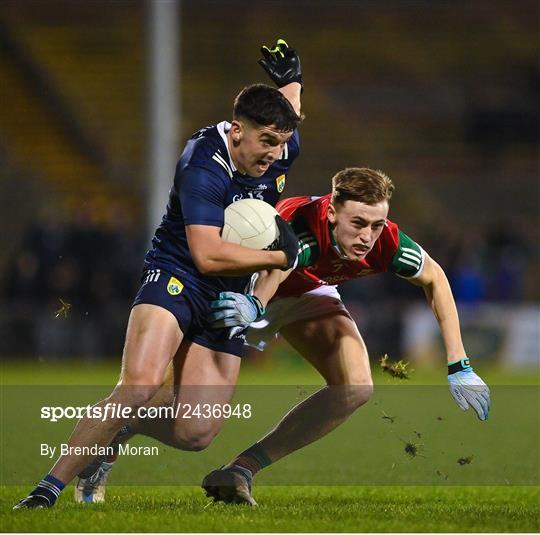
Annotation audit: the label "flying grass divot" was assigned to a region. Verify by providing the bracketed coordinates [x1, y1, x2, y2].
[379, 354, 414, 380]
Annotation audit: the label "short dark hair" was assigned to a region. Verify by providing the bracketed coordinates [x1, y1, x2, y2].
[233, 83, 302, 132]
[331, 167, 395, 206]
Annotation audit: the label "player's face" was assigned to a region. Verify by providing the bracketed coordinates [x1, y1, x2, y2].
[230, 120, 293, 177]
[328, 200, 389, 260]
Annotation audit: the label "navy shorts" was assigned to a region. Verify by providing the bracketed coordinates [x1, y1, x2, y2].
[132, 268, 246, 358]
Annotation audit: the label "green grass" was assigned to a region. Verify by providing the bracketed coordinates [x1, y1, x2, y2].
[1, 358, 539, 532]
[2, 353, 538, 386]
[3, 485, 539, 532]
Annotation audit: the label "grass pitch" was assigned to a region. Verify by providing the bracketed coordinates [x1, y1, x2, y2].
[3, 485, 539, 532]
[2, 357, 539, 532]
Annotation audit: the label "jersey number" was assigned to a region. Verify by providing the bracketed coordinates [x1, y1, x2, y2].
[233, 191, 265, 202]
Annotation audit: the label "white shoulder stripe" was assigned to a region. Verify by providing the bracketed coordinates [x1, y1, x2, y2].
[213, 152, 233, 177]
[401, 247, 422, 259]
[300, 242, 318, 252]
[398, 257, 421, 268]
[212, 152, 233, 178]
[401, 251, 422, 265]
[396, 246, 426, 279]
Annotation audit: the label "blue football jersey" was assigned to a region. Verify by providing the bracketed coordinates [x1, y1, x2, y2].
[144, 121, 300, 296]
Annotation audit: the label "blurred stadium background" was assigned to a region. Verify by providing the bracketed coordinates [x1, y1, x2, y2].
[1, 0, 538, 373]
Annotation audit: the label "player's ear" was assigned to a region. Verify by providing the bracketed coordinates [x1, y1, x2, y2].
[230, 120, 243, 145]
[327, 203, 337, 224]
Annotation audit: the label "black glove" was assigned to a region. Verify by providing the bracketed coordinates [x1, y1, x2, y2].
[267, 215, 299, 270]
[258, 38, 303, 90]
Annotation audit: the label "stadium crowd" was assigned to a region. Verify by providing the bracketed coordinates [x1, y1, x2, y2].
[2, 207, 144, 358]
[2, 208, 536, 359]
[1, 2, 537, 362]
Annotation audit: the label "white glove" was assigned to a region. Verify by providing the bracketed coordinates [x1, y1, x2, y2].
[207, 292, 265, 339]
[448, 361, 490, 421]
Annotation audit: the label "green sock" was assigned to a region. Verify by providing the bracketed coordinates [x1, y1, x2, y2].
[230, 443, 272, 475]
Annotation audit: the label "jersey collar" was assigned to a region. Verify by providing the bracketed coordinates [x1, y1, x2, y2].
[216, 121, 237, 172]
[328, 222, 350, 260]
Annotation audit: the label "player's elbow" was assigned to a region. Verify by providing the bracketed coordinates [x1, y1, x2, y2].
[190, 249, 219, 275]
[196, 259, 230, 276]
[193, 257, 215, 275]
[190, 243, 228, 275]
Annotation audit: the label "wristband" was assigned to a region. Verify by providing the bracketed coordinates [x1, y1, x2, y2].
[248, 295, 266, 319]
[447, 357, 473, 375]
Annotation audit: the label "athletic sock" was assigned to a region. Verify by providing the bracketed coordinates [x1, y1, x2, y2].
[29, 474, 65, 506]
[78, 426, 133, 479]
[105, 425, 131, 463]
[118, 424, 131, 437]
[228, 443, 273, 476]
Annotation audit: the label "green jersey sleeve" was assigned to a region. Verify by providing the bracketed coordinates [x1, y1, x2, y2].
[389, 230, 425, 278]
[291, 216, 320, 268]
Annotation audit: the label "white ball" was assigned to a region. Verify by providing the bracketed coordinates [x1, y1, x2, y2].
[222, 198, 279, 249]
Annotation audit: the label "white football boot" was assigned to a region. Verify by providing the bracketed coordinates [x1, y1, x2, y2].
[74, 459, 115, 503]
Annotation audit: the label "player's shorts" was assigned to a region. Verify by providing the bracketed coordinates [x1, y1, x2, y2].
[132, 268, 245, 358]
[246, 285, 348, 351]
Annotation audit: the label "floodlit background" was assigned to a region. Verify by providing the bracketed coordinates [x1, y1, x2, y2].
[1, 0, 538, 373]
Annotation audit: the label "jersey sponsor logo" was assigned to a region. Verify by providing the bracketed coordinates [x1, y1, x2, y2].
[276, 174, 286, 193]
[329, 259, 343, 273]
[144, 269, 161, 284]
[167, 276, 184, 295]
[245, 183, 268, 191]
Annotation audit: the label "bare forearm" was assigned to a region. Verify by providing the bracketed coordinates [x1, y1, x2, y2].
[199, 241, 287, 276]
[252, 269, 291, 306]
[279, 83, 302, 116]
[423, 265, 466, 362]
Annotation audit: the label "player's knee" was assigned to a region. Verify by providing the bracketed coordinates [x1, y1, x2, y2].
[112, 379, 162, 409]
[325, 368, 373, 412]
[343, 383, 373, 413]
[172, 427, 217, 452]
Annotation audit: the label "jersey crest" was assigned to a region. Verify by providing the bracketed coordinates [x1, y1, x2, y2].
[276, 174, 286, 193]
[167, 276, 184, 295]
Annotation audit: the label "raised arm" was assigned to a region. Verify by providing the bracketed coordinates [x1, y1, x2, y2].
[408, 253, 491, 420]
[258, 38, 302, 116]
[279, 83, 302, 117]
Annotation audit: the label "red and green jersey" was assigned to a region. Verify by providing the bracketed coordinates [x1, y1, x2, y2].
[275, 194, 424, 298]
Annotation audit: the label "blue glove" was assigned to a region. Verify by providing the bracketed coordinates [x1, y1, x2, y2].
[447, 359, 490, 421]
[207, 292, 265, 339]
